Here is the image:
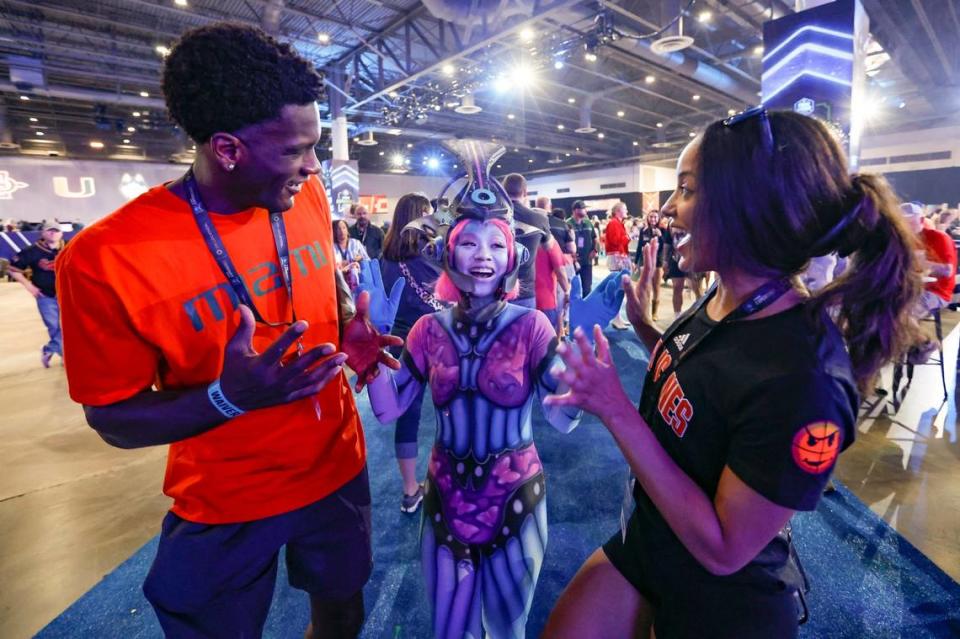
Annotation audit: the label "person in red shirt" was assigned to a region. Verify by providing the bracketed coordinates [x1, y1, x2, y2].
[56, 24, 396, 638]
[902, 203, 957, 313]
[605, 201, 632, 329]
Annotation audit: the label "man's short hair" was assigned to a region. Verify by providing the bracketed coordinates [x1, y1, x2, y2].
[502, 173, 527, 198]
[162, 23, 324, 143]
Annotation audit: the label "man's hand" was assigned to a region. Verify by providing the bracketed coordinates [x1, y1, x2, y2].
[27, 283, 43, 299]
[219, 305, 348, 410]
[569, 270, 628, 343]
[356, 259, 405, 333]
[342, 291, 404, 391]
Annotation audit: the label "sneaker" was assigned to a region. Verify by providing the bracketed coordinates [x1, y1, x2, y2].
[41, 350, 53, 368]
[401, 485, 424, 513]
[611, 318, 631, 331]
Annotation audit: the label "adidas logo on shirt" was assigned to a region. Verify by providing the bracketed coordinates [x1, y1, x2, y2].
[673, 333, 690, 351]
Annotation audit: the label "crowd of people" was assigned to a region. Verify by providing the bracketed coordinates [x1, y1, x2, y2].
[7, 20, 956, 639]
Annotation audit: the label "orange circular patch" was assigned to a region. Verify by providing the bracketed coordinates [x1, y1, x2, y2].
[791, 421, 842, 474]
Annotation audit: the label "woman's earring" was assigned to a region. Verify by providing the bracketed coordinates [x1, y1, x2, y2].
[227, 163, 235, 171]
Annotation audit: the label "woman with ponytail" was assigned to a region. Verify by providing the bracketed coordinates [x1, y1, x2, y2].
[543, 109, 921, 638]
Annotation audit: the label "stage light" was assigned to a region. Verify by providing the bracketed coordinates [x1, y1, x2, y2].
[568, 97, 576, 104]
[174, 0, 188, 6]
[898, 101, 906, 109]
[442, 63, 455, 76]
[427, 157, 440, 170]
[35, 131, 44, 136]
[127, 126, 136, 132]
[617, 110, 625, 117]
[565, 153, 570, 156]
[597, 132, 605, 139]
[19, 95, 29, 101]
[656, 122, 663, 128]
[633, 141, 639, 146]
[727, 109, 736, 116]
[520, 27, 535, 42]
[29, 117, 38, 122]
[139, 91, 149, 97]
[318, 33, 331, 44]
[406, 143, 413, 148]
[585, 51, 598, 62]
[123, 138, 130, 144]
[645, 75, 656, 84]
[753, 45, 764, 56]
[692, 94, 701, 101]
[509, 64, 537, 88]
[557, 124, 565, 130]
[89, 141, 104, 149]
[698, 10, 711, 23]
[132, 111, 141, 117]
[554, 60, 564, 70]
[391, 153, 405, 167]
[156, 45, 170, 56]
[493, 74, 511, 93]
[857, 100, 882, 122]
[689, 132, 697, 137]
[388, 91, 399, 98]
[528, 159, 534, 163]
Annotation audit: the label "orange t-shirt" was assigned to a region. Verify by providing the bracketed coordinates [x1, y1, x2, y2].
[56, 175, 365, 524]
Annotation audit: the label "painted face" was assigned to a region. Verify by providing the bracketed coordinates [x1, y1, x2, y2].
[661, 138, 700, 272]
[232, 103, 321, 212]
[453, 220, 510, 298]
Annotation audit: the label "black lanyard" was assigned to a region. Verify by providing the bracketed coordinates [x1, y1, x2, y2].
[659, 276, 794, 366]
[184, 168, 296, 327]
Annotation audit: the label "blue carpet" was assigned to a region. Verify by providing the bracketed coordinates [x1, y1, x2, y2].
[37, 331, 960, 638]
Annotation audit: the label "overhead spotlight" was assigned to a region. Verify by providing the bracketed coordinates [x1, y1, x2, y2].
[356, 131, 378, 146]
[692, 94, 701, 101]
[519, 27, 535, 42]
[387, 128, 402, 135]
[174, 0, 188, 6]
[19, 95, 29, 101]
[391, 153, 405, 167]
[123, 138, 131, 144]
[656, 122, 663, 128]
[617, 110, 625, 117]
[442, 63, 455, 76]
[898, 101, 907, 109]
[318, 33, 331, 44]
[29, 117, 38, 122]
[509, 63, 537, 88]
[378, 151, 384, 156]
[493, 74, 511, 93]
[753, 45, 764, 56]
[597, 132, 605, 139]
[445, 101, 459, 108]
[568, 97, 576, 104]
[427, 157, 440, 170]
[557, 124, 565, 130]
[528, 158, 534, 163]
[584, 51, 598, 62]
[433, 104, 441, 111]
[513, 147, 519, 152]
[89, 141, 104, 149]
[554, 60, 564, 70]
[127, 126, 137, 132]
[388, 91, 399, 98]
[645, 75, 656, 84]
[156, 45, 170, 56]
[405, 158, 411, 164]
[698, 10, 711, 23]
[35, 131, 44, 136]
[406, 143, 413, 148]
[139, 91, 149, 97]
[689, 132, 697, 137]
[727, 109, 736, 116]
[565, 152, 570, 157]
[132, 111, 141, 117]
[632, 141, 639, 146]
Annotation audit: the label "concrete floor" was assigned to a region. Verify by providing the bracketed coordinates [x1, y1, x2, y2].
[1, 278, 958, 638]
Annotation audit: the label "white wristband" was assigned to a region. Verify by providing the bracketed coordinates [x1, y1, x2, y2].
[207, 379, 245, 419]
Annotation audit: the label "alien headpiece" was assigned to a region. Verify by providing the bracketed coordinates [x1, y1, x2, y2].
[403, 139, 539, 298]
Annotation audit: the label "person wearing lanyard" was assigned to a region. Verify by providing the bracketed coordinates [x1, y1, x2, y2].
[55, 24, 398, 638]
[542, 109, 922, 638]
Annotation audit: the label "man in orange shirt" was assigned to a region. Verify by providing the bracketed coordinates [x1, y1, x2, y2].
[56, 24, 396, 638]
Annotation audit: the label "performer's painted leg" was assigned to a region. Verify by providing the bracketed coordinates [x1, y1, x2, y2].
[422, 503, 484, 639]
[479, 499, 548, 639]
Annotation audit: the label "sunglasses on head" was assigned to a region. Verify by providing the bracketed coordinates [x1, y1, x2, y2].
[722, 105, 775, 155]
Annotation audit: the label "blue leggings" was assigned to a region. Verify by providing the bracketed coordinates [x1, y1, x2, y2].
[394, 383, 426, 460]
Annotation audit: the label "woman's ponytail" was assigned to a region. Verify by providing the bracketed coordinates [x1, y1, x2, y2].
[811, 173, 923, 394]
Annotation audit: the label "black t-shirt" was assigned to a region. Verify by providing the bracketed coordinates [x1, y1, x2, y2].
[511, 201, 550, 300]
[633, 299, 858, 588]
[635, 226, 666, 266]
[349, 222, 385, 260]
[549, 217, 575, 255]
[11, 242, 62, 297]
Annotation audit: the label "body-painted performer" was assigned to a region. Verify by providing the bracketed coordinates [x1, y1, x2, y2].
[364, 141, 584, 639]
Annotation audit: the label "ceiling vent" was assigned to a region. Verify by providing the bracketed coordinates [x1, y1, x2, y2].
[650, 14, 694, 54]
[355, 130, 378, 146]
[454, 94, 482, 114]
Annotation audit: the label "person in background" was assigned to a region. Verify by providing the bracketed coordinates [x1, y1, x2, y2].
[902, 202, 956, 315]
[545, 109, 921, 639]
[551, 207, 578, 334]
[334, 218, 370, 291]
[503, 173, 555, 309]
[349, 203, 385, 259]
[532, 195, 571, 331]
[9, 222, 66, 368]
[604, 201, 632, 330]
[55, 23, 399, 638]
[378, 192, 448, 513]
[567, 201, 597, 295]
[634, 210, 665, 320]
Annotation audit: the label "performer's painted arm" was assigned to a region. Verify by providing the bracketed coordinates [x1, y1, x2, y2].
[366, 359, 423, 424]
[529, 311, 582, 433]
